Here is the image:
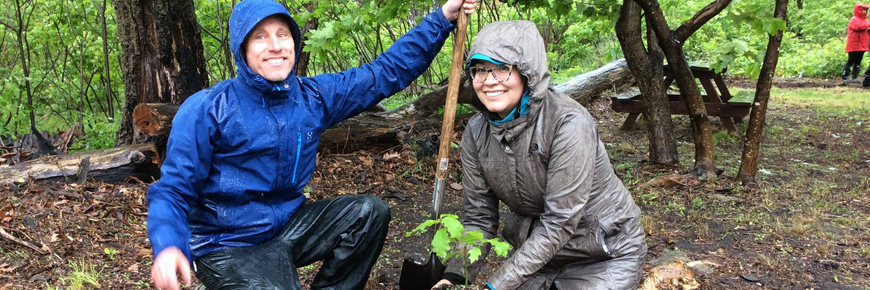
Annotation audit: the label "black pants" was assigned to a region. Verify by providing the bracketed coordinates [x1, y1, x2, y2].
[843, 51, 865, 80]
[193, 195, 391, 290]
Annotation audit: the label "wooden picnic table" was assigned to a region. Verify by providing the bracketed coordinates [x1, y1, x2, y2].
[611, 65, 750, 132]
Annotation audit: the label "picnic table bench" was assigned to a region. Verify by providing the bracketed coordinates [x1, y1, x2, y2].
[611, 64, 751, 132]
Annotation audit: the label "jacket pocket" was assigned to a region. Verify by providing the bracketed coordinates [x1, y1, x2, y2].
[502, 213, 534, 248]
[561, 215, 613, 261]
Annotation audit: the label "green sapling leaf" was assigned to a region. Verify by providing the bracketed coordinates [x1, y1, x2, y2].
[488, 238, 511, 257]
[459, 230, 484, 244]
[468, 247, 482, 263]
[406, 219, 438, 237]
[432, 228, 451, 259]
[442, 216, 464, 239]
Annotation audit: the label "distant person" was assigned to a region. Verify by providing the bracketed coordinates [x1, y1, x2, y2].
[864, 28, 870, 88]
[145, 0, 476, 289]
[843, 3, 869, 83]
[431, 21, 646, 290]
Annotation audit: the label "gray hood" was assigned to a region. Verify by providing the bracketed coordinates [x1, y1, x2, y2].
[467, 20, 550, 101]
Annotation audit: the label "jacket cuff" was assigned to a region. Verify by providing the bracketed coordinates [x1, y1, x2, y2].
[429, 6, 457, 31]
[148, 224, 191, 262]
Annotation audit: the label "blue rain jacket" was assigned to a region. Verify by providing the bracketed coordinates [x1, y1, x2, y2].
[147, 0, 455, 262]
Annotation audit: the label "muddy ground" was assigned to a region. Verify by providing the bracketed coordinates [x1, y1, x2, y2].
[0, 80, 868, 289]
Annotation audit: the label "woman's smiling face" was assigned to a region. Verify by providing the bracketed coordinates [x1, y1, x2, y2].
[470, 62, 525, 119]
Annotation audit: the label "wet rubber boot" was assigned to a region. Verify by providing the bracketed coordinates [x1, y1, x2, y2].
[843, 64, 851, 83]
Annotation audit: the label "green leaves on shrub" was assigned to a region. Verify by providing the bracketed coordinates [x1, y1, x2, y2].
[407, 214, 511, 265]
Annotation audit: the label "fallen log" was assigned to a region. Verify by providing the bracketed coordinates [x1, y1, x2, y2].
[0, 143, 160, 185]
[374, 76, 477, 119]
[318, 115, 408, 154]
[552, 58, 634, 105]
[133, 104, 425, 156]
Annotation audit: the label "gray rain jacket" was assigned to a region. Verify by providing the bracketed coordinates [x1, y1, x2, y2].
[446, 21, 646, 290]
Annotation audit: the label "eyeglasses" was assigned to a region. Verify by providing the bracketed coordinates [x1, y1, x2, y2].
[468, 64, 513, 83]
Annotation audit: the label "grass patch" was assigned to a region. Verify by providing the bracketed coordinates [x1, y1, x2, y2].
[59, 260, 101, 290]
[769, 87, 870, 114]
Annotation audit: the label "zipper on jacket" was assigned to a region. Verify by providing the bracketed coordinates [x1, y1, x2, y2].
[264, 102, 281, 190]
[292, 130, 302, 183]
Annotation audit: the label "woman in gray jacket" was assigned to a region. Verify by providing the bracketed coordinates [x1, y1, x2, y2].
[434, 21, 647, 290]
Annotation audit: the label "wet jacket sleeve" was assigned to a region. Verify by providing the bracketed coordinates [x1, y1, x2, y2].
[489, 115, 596, 290]
[849, 17, 870, 32]
[444, 126, 500, 282]
[146, 93, 215, 262]
[309, 8, 455, 128]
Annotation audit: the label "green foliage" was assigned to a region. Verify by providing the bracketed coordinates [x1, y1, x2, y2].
[70, 114, 119, 152]
[712, 131, 737, 146]
[406, 214, 511, 274]
[103, 247, 118, 261]
[0, 0, 121, 142]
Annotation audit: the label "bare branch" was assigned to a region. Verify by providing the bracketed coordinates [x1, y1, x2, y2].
[674, 0, 733, 43]
[198, 23, 223, 42]
[0, 18, 16, 32]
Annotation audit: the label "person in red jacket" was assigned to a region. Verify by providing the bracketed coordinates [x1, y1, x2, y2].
[844, 3, 870, 83]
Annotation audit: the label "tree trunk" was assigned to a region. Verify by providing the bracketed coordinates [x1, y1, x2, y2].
[112, 0, 209, 145]
[294, 2, 319, 77]
[738, 0, 787, 186]
[635, 0, 733, 179]
[616, 0, 678, 166]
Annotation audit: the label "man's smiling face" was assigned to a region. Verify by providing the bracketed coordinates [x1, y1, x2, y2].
[245, 16, 295, 82]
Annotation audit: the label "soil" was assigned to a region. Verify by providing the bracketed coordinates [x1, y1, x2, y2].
[1, 80, 868, 289]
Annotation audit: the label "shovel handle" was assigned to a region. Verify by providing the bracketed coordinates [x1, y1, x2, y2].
[431, 11, 469, 219]
[435, 11, 469, 181]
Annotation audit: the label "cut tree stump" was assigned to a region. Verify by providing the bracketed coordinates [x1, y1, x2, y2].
[0, 143, 160, 185]
[134, 103, 179, 137]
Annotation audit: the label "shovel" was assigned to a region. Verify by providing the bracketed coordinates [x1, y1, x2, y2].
[399, 10, 469, 290]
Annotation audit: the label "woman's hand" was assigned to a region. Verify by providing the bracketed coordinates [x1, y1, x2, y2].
[442, 0, 477, 21]
[431, 279, 452, 289]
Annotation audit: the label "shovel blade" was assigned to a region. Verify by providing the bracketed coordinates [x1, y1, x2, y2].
[399, 252, 446, 290]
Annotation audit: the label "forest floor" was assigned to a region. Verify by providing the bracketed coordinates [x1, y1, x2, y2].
[1, 79, 868, 290]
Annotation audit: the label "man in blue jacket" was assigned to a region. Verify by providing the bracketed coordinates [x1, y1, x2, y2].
[147, 0, 476, 289]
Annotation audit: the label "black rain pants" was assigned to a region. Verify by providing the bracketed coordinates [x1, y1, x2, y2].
[192, 194, 391, 290]
[843, 51, 865, 81]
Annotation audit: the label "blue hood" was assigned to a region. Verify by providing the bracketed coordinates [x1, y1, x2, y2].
[229, 0, 303, 94]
